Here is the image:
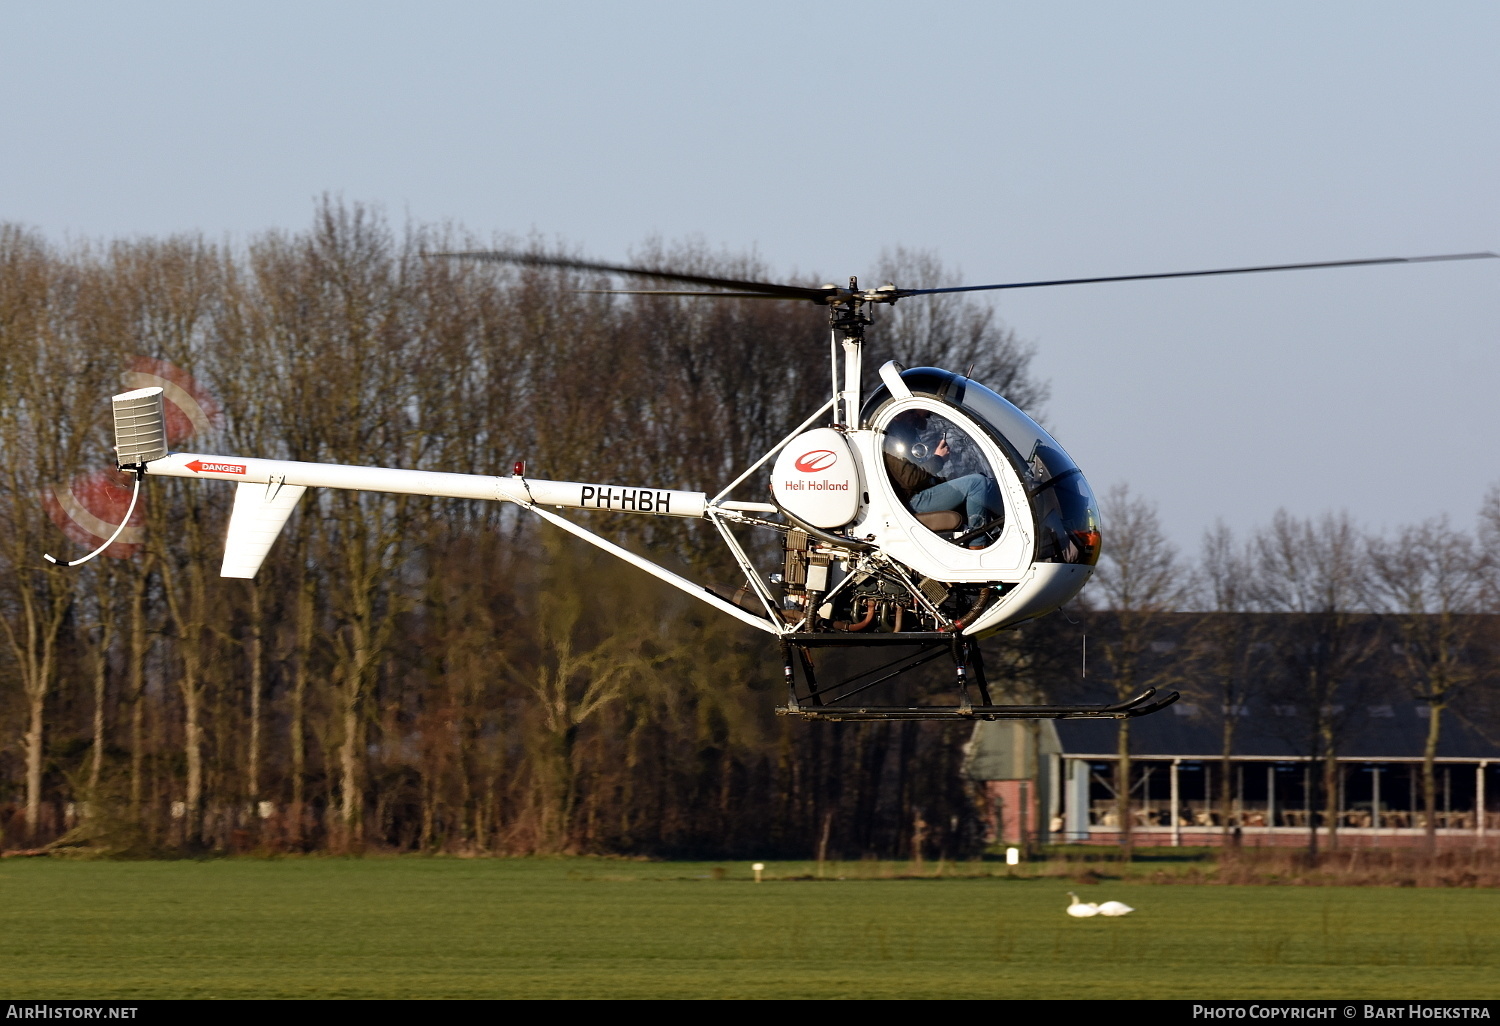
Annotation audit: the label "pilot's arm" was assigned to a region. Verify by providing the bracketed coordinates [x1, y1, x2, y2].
[915, 436, 950, 477]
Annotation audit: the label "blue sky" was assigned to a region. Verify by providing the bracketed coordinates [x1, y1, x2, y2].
[3, 1, 1496, 554]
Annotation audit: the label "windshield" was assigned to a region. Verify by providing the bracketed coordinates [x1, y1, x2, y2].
[882, 408, 1004, 547]
[862, 367, 1101, 565]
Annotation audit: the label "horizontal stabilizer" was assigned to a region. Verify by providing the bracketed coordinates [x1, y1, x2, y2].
[221, 480, 307, 579]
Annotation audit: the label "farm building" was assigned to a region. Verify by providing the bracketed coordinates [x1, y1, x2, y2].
[965, 696, 1499, 849]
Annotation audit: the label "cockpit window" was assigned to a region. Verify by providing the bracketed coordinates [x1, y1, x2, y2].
[1032, 467, 1100, 565]
[882, 408, 1004, 548]
[863, 368, 1102, 566]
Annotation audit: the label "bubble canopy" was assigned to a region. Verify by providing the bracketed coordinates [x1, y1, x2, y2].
[861, 367, 1101, 566]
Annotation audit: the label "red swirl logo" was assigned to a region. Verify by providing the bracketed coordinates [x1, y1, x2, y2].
[794, 449, 837, 473]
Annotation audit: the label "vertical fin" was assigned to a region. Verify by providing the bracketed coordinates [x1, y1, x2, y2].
[221, 478, 307, 579]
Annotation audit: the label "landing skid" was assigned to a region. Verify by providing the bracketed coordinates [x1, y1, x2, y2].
[775, 634, 1180, 722]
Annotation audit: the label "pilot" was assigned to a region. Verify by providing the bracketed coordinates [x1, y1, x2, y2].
[883, 410, 1002, 545]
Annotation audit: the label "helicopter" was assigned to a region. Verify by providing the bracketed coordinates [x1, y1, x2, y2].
[50, 248, 1496, 721]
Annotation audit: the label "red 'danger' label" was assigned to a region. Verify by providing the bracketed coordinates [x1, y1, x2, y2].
[185, 459, 246, 475]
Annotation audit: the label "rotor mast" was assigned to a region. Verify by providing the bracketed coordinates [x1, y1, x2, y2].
[831, 276, 867, 427]
[825, 276, 902, 428]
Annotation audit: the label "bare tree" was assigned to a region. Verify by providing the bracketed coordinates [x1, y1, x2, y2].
[85, 559, 120, 806]
[1189, 522, 1271, 842]
[0, 228, 100, 842]
[1367, 517, 1487, 849]
[1252, 510, 1374, 858]
[1085, 483, 1184, 859]
[1481, 485, 1500, 610]
[0, 212, 1005, 860]
[104, 237, 230, 848]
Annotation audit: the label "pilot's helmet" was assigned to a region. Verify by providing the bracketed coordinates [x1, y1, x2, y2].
[883, 410, 933, 462]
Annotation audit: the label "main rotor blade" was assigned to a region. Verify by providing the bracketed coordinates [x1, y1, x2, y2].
[899, 251, 1499, 297]
[430, 250, 829, 301]
[578, 289, 800, 299]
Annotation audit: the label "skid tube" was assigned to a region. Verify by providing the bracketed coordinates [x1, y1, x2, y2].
[775, 632, 1180, 722]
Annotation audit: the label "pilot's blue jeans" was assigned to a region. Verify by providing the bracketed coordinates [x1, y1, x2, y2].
[909, 474, 1001, 531]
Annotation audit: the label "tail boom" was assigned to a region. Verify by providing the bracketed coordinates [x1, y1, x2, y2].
[143, 451, 736, 518]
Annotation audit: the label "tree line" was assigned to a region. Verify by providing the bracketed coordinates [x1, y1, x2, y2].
[2, 203, 1495, 860]
[0, 204, 1038, 858]
[1085, 486, 1500, 857]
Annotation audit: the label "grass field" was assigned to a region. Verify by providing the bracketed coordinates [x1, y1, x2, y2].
[2, 857, 1498, 999]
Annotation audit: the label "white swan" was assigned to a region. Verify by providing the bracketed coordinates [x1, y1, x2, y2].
[1097, 900, 1135, 917]
[1065, 892, 1099, 917]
